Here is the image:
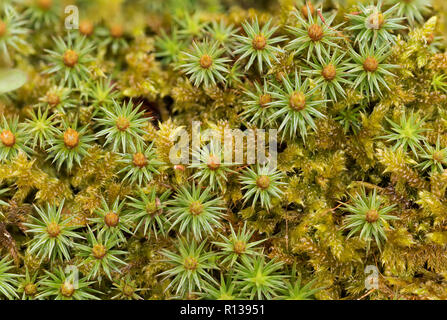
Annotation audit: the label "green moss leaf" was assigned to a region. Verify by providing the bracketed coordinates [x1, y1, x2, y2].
[0, 68, 27, 94]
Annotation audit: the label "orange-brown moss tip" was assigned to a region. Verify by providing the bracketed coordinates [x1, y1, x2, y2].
[252, 34, 267, 50]
[24, 283, 37, 296]
[63, 128, 80, 149]
[79, 20, 94, 36]
[37, 0, 53, 10]
[363, 57, 379, 72]
[0, 130, 16, 147]
[207, 155, 221, 170]
[289, 91, 306, 111]
[256, 175, 270, 189]
[63, 50, 79, 67]
[189, 201, 204, 215]
[92, 244, 107, 259]
[132, 152, 147, 168]
[47, 222, 61, 237]
[365, 209, 379, 223]
[300, 2, 315, 19]
[199, 54, 213, 69]
[322, 64, 337, 81]
[308, 24, 324, 41]
[110, 25, 124, 38]
[0, 20, 6, 37]
[259, 93, 272, 107]
[104, 212, 120, 227]
[116, 116, 130, 131]
[60, 281, 75, 297]
[183, 257, 198, 270]
[233, 241, 246, 254]
[367, 12, 385, 30]
[46, 92, 61, 107]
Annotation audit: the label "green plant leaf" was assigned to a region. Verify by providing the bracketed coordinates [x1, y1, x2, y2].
[0, 68, 27, 94]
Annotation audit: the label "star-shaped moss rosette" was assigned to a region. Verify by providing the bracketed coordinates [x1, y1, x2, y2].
[380, 111, 427, 157]
[233, 255, 287, 300]
[111, 276, 143, 300]
[97, 23, 129, 55]
[270, 71, 326, 141]
[213, 222, 265, 267]
[0, 115, 33, 161]
[346, 43, 399, 98]
[234, 18, 286, 73]
[387, 0, 432, 26]
[82, 78, 121, 111]
[304, 48, 352, 101]
[75, 227, 127, 281]
[240, 80, 276, 128]
[0, 4, 28, 61]
[46, 120, 96, 172]
[44, 34, 95, 88]
[17, 268, 40, 300]
[285, 8, 342, 61]
[345, 1, 406, 45]
[89, 197, 133, 244]
[160, 237, 218, 297]
[95, 99, 150, 153]
[342, 188, 398, 250]
[189, 141, 235, 192]
[167, 183, 226, 240]
[0, 256, 21, 299]
[23, 200, 83, 262]
[176, 12, 207, 40]
[205, 20, 239, 54]
[37, 267, 101, 300]
[201, 274, 239, 300]
[38, 86, 76, 112]
[178, 39, 230, 87]
[24, 0, 61, 29]
[277, 265, 322, 300]
[117, 143, 163, 186]
[416, 138, 447, 174]
[240, 164, 285, 209]
[155, 28, 186, 65]
[22, 107, 58, 150]
[126, 187, 171, 239]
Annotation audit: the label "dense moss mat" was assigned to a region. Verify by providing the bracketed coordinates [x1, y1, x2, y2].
[1, 0, 447, 300]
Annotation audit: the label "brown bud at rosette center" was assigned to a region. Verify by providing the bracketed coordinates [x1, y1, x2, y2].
[363, 57, 379, 72]
[189, 201, 204, 216]
[256, 175, 270, 190]
[184, 257, 198, 270]
[199, 54, 213, 69]
[63, 128, 80, 149]
[207, 154, 221, 170]
[0, 130, 16, 147]
[308, 24, 323, 41]
[289, 91, 306, 111]
[104, 212, 120, 227]
[116, 116, 130, 131]
[63, 50, 79, 67]
[300, 2, 315, 19]
[92, 244, 107, 259]
[0, 20, 7, 37]
[259, 93, 272, 108]
[79, 20, 94, 36]
[47, 222, 61, 238]
[233, 240, 246, 254]
[37, 0, 52, 10]
[365, 209, 379, 223]
[252, 34, 267, 50]
[60, 281, 75, 297]
[322, 64, 337, 81]
[132, 152, 147, 168]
